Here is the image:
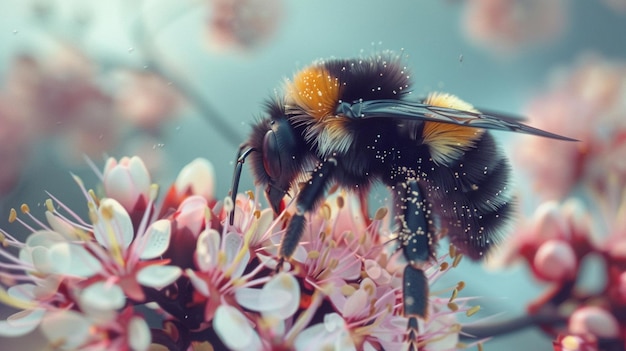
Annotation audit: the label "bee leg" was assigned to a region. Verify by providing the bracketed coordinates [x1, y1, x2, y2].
[394, 180, 434, 349]
[278, 157, 338, 262]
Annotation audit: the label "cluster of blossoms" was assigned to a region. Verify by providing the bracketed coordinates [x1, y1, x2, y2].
[0, 43, 181, 194]
[205, 0, 284, 52]
[0, 156, 482, 350]
[499, 55, 626, 350]
[462, 0, 567, 55]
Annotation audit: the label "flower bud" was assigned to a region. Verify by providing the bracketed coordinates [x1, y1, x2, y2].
[568, 306, 620, 338]
[175, 158, 215, 201]
[103, 156, 151, 211]
[533, 239, 577, 281]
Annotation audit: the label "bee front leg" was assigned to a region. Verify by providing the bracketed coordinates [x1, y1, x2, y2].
[278, 157, 338, 262]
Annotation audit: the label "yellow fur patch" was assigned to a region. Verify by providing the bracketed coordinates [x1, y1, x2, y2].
[422, 93, 484, 165]
[287, 65, 341, 120]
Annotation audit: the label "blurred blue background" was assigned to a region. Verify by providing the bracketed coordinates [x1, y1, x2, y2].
[0, 0, 625, 350]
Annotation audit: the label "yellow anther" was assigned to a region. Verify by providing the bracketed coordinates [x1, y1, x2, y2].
[452, 253, 463, 268]
[149, 184, 159, 201]
[327, 183, 339, 195]
[320, 203, 331, 220]
[457, 281, 465, 291]
[341, 284, 356, 296]
[246, 190, 255, 200]
[336, 196, 344, 209]
[561, 336, 581, 350]
[449, 288, 458, 303]
[20, 204, 30, 214]
[447, 302, 459, 311]
[204, 207, 212, 224]
[374, 207, 388, 220]
[449, 244, 457, 258]
[88, 189, 99, 206]
[190, 341, 214, 351]
[8, 209, 17, 223]
[45, 199, 55, 212]
[307, 250, 320, 259]
[466, 305, 481, 317]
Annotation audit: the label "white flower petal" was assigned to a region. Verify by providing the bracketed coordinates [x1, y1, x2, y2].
[23, 230, 66, 248]
[249, 209, 273, 244]
[175, 158, 215, 199]
[128, 316, 151, 351]
[186, 269, 210, 296]
[137, 265, 181, 289]
[94, 198, 134, 249]
[45, 212, 77, 239]
[259, 273, 300, 319]
[33, 277, 62, 300]
[297, 314, 356, 351]
[175, 196, 208, 235]
[7, 284, 35, 302]
[343, 289, 368, 318]
[40, 310, 91, 349]
[103, 157, 151, 211]
[223, 232, 249, 278]
[223, 232, 243, 260]
[294, 323, 325, 351]
[323, 312, 346, 333]
[50, 243, 101, 277]
[31, 246, 57, 274]
[80, 282, 125, 311]
[334, 254, 361, 281]
[196, 229, 221, 271]
[214, 305, 261, 351]
[234, 287, 262, 310]
[19, 230, 66, 266]
[140, 220, 171, 259]
[0, 309, 45, 337]
[127, 157, 152, 192]
[291, 245, 308, 263]
[296, 318, 355, 351]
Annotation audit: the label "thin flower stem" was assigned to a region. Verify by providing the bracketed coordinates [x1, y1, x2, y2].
[460, 311, 567, 339]
[128, 1, 243, 147]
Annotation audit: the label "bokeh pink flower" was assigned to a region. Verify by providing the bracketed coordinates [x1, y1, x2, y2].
[463, 0, 567, 55]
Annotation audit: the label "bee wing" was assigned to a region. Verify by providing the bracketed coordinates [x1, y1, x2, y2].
[337, 99, 577, 141]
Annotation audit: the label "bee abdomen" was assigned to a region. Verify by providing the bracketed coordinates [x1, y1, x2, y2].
[430, 133, 514, 259]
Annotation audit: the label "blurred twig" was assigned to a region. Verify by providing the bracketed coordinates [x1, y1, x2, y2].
[127, 0, 243, 148]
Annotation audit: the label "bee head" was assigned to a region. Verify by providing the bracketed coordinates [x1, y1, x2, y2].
[246, 100, 306, 215]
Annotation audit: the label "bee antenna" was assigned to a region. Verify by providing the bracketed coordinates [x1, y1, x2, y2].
[229, 145, 257, 225]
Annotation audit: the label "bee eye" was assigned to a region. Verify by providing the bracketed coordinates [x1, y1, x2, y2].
[262, 130, 281, 179]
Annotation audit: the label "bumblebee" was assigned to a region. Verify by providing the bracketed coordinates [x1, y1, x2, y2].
[229, 52, 573, 347]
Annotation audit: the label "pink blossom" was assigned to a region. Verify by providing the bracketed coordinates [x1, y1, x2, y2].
[553, 333, 598, 351]
[568, 306, 620, 339]
[516, 55, 626, 200]
[0, 155, 486, 350]
[40, 307, 151, 351]
[533, 239, 577, 282]
[497, 199, 593, 276]
[205, 0, 283, 51]
[2, 46, 119, 164]
[463, 0, 567, 55]
[114, 71, 181, 130]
